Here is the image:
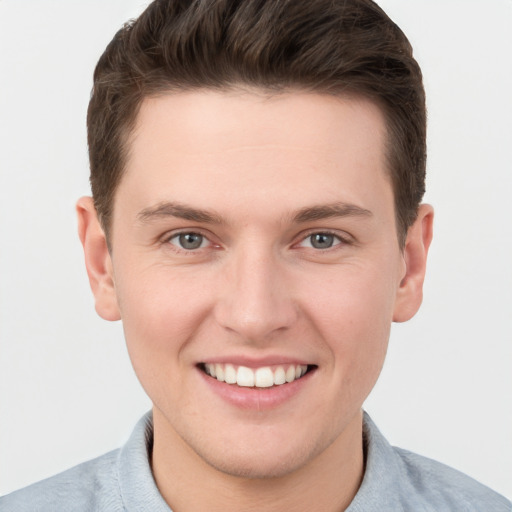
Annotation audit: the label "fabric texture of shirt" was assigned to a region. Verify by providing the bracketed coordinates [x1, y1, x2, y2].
[1, 412, 510, 511]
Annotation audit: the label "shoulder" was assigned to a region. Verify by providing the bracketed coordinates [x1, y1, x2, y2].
[393, 446, 511, 512]
[350, 413, 511, 512]
[0, 412, 170, 512]
[0, 449, 124, 512]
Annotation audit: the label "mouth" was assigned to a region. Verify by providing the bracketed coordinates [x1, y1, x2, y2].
[199, 362, 316, 388]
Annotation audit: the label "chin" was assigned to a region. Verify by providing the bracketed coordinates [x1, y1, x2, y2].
[193, 431, 326, 480]
[201, 451, 306, 480]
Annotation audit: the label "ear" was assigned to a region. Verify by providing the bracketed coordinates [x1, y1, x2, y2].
[76, 196, 121, 321]
[393, 204, 434, 323]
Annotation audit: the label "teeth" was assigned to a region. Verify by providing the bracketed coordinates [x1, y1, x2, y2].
[285, 365, 296, 383]
[224, 364, 237, 384]
[237, 366, 255, 387]
[215, 363, 225, 382]
[205, 363, 309, 388]
[255, 367, 274, 388]
[274, 366, 286, 385]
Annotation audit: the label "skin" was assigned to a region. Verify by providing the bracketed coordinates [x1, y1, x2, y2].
[77, 90, 433, 512]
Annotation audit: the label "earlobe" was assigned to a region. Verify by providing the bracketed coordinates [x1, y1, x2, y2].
[393, 204, 434, 323]
[76, 196, 121, 321]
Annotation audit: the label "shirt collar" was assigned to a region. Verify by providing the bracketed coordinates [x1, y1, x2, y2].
[117, 411, 172, 512]
[346, 411, 405, 511]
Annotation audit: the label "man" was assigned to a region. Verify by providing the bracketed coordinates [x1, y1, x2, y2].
[1, 0, 510, 510]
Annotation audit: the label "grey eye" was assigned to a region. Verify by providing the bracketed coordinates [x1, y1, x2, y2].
[309, 233, 335, 249]
[176, 233, 204, 250]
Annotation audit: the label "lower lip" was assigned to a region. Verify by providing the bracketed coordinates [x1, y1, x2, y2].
[198, 367, 314, 410]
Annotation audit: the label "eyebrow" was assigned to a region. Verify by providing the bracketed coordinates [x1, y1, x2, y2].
[136, 200, 372, 225]
[137, 202, 224, 224]
[292, 202, 373, 223]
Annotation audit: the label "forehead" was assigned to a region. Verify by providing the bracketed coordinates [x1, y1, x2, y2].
[130, 89, 387, 159]
[116, 90, 392, 223]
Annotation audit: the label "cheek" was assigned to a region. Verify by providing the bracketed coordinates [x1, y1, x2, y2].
[113, 265, 213, 369]
[114, 268, 216, 413]
[303, 262, 397, 376]
[304, 259, 397, 329]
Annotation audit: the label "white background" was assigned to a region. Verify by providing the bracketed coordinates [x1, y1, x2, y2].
[0, 0, 511, 500]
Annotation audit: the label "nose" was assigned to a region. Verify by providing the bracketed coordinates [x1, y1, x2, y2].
[214, 245, 298, 343]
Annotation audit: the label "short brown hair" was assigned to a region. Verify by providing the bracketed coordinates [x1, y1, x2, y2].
[88, 0, 426, 247]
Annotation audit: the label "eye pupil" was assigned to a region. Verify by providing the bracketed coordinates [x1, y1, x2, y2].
[179, 233, 203, 250]
[310, 233, 334, 249]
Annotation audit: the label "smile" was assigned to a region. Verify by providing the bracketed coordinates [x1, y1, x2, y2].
[201, 363, 311, 388]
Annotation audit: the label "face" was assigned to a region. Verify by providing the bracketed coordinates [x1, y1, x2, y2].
[80, 90, 430, 479]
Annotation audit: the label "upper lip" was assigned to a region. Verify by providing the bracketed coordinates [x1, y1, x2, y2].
[198, 355, 314, 368]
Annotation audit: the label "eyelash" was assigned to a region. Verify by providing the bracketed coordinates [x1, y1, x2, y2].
[162, 229, 352, 254]
[295, 230, 350, 250]
[164, 230, 217, 254]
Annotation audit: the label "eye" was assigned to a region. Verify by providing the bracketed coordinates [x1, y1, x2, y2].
[168, 232, 209, 250]
[299, 232, 342, 250]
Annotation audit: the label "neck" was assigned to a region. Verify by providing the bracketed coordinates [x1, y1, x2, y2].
[151, 408, 365, 512]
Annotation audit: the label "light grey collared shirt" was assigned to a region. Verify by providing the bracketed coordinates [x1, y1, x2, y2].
[1, 412, 510, 511]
